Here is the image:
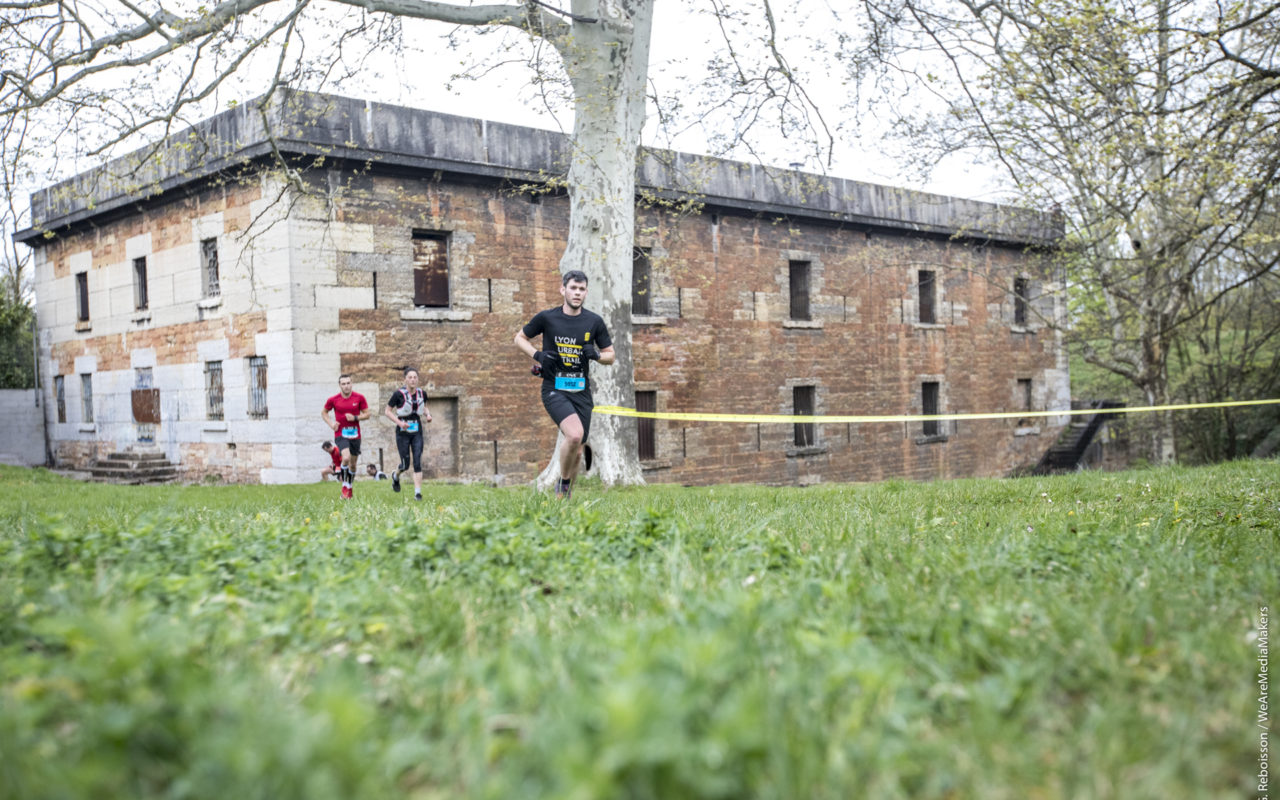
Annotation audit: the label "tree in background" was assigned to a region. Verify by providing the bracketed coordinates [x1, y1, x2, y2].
[851, 0, 1280, 464]
[0, 0, 829, 485]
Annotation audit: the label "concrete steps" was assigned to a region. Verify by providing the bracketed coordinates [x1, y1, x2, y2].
[89, 450, 179, 484]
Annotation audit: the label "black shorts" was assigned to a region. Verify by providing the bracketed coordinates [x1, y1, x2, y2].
[541, 384, 594, 442]
[334, 435, 362, 457]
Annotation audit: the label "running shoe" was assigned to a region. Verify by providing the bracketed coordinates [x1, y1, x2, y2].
[341, 485, 352, 500]
[414, 492, 422, 501]
[391, 470, 401, 493]
[555, 479, 572, 500]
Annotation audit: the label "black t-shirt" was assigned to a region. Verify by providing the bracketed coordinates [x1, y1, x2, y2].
[523, 307, 613, 392]
[386, 386, 427, 424]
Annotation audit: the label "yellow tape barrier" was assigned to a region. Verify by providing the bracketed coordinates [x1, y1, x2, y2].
[595, 398, 1280, 425]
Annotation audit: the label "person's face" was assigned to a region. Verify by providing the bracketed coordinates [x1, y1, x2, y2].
[561, 279, 588, 309]
[339, 376, 353, 396]
[404, 370, 419, 389]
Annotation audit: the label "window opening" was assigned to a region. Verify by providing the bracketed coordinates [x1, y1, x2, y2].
[133, 257, 148, 310]
[636, 390, 656, 460]
[201, 238, 220, 298]
[632, 247, 652, 315]
[794, 385, 816, 447]
[412, 231, 449, 307]
[247, 356, 268, 419]
[918, 270, 936, 324]
[206, 361, 225, 421]
[922, 381, 940, 437]
[790, 260, 811, 321]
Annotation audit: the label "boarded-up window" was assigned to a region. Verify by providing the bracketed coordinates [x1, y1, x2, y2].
[922, 381, 940, 437]
[918, 270, 936, 324]
[632, 247, 652, 315]
[54, 376, 66, 423]
[794, 385, 815, 447]
[206, 361, 224, 421]
[790, 261, 811, 321]
[1013, 276, 1029, 326]
[76, 272, 89, 322]
[80, 374, 93, 423]
[247, 356, 268, 419]
[201, 238, 220, 298]
[412, 232, 449, 307]
[1018, 378, 1033, 411]
[636, 390, 656, 460]
[133, 257, 148, 310]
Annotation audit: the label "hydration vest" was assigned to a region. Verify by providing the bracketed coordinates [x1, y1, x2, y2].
[394, 387, 426, 418]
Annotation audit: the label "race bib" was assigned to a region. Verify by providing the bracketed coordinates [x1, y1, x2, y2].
[405, 420, 420, 433]
[555, 375, 586, 392]
[340, 426, 360, 439]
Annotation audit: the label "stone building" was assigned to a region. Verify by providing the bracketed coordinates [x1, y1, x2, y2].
[15, 90, 1067, 486]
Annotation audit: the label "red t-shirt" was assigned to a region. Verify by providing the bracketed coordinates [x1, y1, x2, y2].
[325, 392, 368, 440]
[329, 447, 342, 470]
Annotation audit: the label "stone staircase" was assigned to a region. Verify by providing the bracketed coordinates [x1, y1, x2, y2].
[90, 449, 179, 484]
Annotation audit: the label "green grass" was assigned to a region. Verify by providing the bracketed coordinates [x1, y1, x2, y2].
[1, 461, 1277, 799]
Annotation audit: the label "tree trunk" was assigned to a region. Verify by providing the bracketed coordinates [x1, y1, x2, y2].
[536, 0, 654, 489]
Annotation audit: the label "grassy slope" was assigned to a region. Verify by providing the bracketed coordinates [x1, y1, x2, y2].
[1, 461, 1276, 799]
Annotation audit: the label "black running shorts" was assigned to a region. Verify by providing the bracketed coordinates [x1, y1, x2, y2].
[541, 384, 594, 442]
[334, 435, 362, 457]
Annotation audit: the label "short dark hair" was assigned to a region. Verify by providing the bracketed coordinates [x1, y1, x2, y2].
[338, 373, 352, 382]
[321, 441, 334, 450]
[562, 270, 588, 286]
[402, 366, 419, 377]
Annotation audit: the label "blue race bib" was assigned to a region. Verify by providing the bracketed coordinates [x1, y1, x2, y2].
[555, 376, 586, 392]
[405, 420, 420, 433]
[340, 426, 359, 439]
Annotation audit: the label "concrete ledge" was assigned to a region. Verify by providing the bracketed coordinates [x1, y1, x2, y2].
[400, 308, 473, 323]
[632, 315, 669, 326]
[785, 444, 830, 458]
[782, 319, 824, 330]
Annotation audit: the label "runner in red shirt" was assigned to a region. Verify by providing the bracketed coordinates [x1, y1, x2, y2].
[321, 374, 370, 499]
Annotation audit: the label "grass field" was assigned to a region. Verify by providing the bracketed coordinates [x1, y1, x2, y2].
[1, 460, 1276, 799]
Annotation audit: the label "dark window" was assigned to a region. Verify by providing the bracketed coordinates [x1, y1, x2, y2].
[794, 385, 816, 447]
[1018, 378, 1033, 411]
[247, 356, 268, 419]
[790, 260, 811, 321]
[918, 270, 936, 324]
[412, 231, 449, 307]
[133, 257, 148, 310]
[206, 361, 225, 421]
[632, 247, 652, 315]
[636, 390, 656, 460]
[80, 374, 94, 423]
[1013, 277, 1029, 326]
[76, 272, 89, 322]
[201, 238, 220, 298]
[54, 376, 66, 423]
[922, 381, 940, 437]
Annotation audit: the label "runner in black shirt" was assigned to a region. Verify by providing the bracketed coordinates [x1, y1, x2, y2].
[382, 366, 432, 501]
[514, 269, 615, 499]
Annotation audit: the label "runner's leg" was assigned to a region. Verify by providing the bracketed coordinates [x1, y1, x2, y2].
[411, 431, 424, 498]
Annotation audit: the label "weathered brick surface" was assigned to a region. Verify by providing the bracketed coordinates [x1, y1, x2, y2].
[30, 152, 1063, 486]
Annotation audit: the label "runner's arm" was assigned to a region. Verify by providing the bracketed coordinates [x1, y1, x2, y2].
[321, 407, 338, 432]
[514, 329, 539, 360]
[384, 403, 407, 429]
[596, 345, 616, 366]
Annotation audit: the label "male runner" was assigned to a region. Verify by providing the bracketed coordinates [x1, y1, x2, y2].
[383, 366, 432, 501]
[514, 270, 615, 499]
[321, 374, 370, 499]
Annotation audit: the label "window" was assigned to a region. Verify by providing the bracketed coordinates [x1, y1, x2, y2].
[206, 361, 225, 421]
[793, 385, 816, 447]
[1018, 378, 1033, 411]
[918, 270, 936, 324]
[201, 238, 220, 298]
[133, 257, 148, 310]
[247, 356, 268, 419]
[80, 374, 94, 423]
[1013, 277, 1029, 326]
[922, 381, 940, 437]
[789, 260, 811, 321]
[75, 272, 89, 322]
[636, 390, 656, 460]
[54, 376, 66, 423]
[632, 247, 652, 315]
[412, 231, 449, 307]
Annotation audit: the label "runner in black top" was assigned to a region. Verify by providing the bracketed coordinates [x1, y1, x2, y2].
[383, 366, 432, 501]
[514, 270, 615, 499]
